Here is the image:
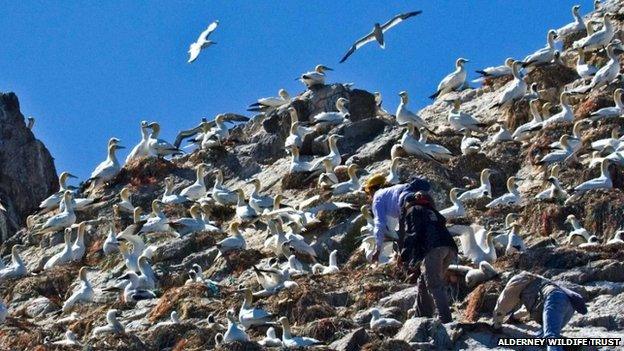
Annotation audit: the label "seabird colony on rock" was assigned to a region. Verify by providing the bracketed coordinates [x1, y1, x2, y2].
[5, 2, 624, 348]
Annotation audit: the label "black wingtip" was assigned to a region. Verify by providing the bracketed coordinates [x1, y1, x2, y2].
[429, 91, 440, 99]
[475, 70, 488, 76]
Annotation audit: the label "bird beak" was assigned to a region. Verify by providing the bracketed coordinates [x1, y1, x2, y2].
[67, 173, 78, 179]
[116, 145, 126, 149]
[324, 67, 334, 71]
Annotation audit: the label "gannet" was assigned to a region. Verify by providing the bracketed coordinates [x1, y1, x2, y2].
[512, 99, 544, 141]
[465, 261, 499, 288]
[459, 168, 493, 201]
[549, 120, 590, 152]
[489, 124, 513, 144]
[137, 256, 156, 289]
[523, 30, 558, 67]
[103, 222, 119, 256]
[51, 330, 81, 346]
[457, 224, 497, 264]
[216, 222, 246, 255]
[126, 121, 150, 162]
[430, 58, 469, 99]
[147, 122, 181, 158]
[289, 146, 315, 173]
[369, 308, 402, 331]
[386, 156, 403, 185]
[299, 65, 333, 87]
[504, 222, 526, 253]
[460, 129, 482, 156]
[169, 204, 206, 236]
[62, 267, 94, 312]
[248, 89, 291, 112]
[311, 135, 342, 170]
[573, 13, 614, 51]
[120, 271, 156, 302]
[476, 58, 514, 77]
[234, 189, 257, 221]
[212, 169, 237, 205]
[224, 309, 250, 342]
[155, 311, 181, 327]
[237, 287, 274, 329]
[339, 11, 422, 62]
[92, 309, 125, 336]
[565, 214, 591, 245]
[523, 82, 541, 101]
[318, 159, 339, 188]
[440, 188, 465, 219]
[591, 127, 621, 152]
[138, 200, 171, 234]
[576, 48, 598, 80]
[332, 164, 361, 195]
[542, 92, 575, 127]
[89, 141, 124, 187]
[448, 99, 486, 133]
[486, 176, 522, 208]
[116, 187, 135, 213]
[26, 116, 35, 130]
[42, 191, 77, 234]
[285, 121, 309, 150]
[161, 177, 187, 204]
[492, 213, 519, 249]
[590, 89, 624, 121]
[119, 242, 140, 273]
[557, 5, 586, 39]
[44, 229, 73, 270]
[201, 114, 231, 145]
[491, 61, 527, 108]
[279, 316, 322, 348]
[252, 265, 298, 297]
[575, 43, 623, 93]
[287, 255, 305, 276]
[188, 20, 218, 63]
[288, 107, 315, 136]
[117, 208, 156, 259]
[535, 176, 569, 201]
[574, 159, 613, 192]
[607, 230, 624, 245]
[70, 222, 86, 262]
[312, 249, 339, 275]
[417, 127, 453, 160]
[282, 232, 317, 261]
[247, 178, 274, 214]
[539, 135, 575, 165]
[579, 235, 600, 248]
[374, 92, 393, 120]
[360, 235, 395, 265]
[179, 164, 208, 201]
[0, 245, 26, 280]
[311, 98, 350, 125]
[259, 327, 283, 347]
[39, 172, 78, 212]
[396, 91, 428, 128]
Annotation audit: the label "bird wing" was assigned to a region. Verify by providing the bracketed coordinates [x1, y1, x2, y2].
[222, 113, 250, 123]
[340, 31, 377, 63]
[380, 11, 422, 32]
[197, 21, 219, 42]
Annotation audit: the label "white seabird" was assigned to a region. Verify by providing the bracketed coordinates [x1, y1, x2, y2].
[491, 61, 526, 109]
[339, 11, 422, 63]
[285, 121, 311, 151]
[62, 266, 94, 312]
[259, 327, 283, 347]
[147, 122, 181, 158]
[44, 228, 73, 270]
[103, 222, 120, 256]
[216, 222, 246, 255]
[486, 176, 522, 208]
[460, 129, 482, 156]
[117, 187, 135, 213]
[504, 222, 526, 253]
[188, 20, 218, 63]
[360, 235, 395, 265]
[70, 222, 87, 262]
[456, 224, 497, 264]
[573, 43, 623, 93]
[549, 120, 590, 152]
[476, 58, 514, 78]
[312, 249, 339, 275]
[607, 230, 624, 245]
[448, 99, 486, 133]
[332, 164, 361, 195]
[248, 89, 291, 113]
[368, 308, 402, 331]
[51, 330, 81, 346]
[252, 265, 298, 297]
[247, 178, 274, 214]
[180, 163, 209, 201]
[396, 91, 429, 128]
[88, 139, 124, 188]
[138, 200, 172, 234]
[386, 156, 403, 185]
[223, 309, 250, 343]
[458, 168, 493, 201]
[120, 271, 156, 302]
[488, 124, 513, 144]
[556, 5, 586, 39]
[318, 159, 339, 188]
[299, 65, 333, 87]
[91, 309, 125, 336]
[573, 159, 613, 192]
[279, 316, 322, 348]
[168, 204, 206, 236]
[576, 48, 598, 80]
[573, 12, 614, 51]
[311, 135, 342, 170]
[590, 88, 624, 121]
[212, 169, 238, 205]
[440, 188, 466, 220]
[591, 127, 621, 152]
[289, 146, 315, 173]
[400, 124, 452, 161]
[234, 189, 258, 222]
[39, 172, 78, 212]
[0, 245, 27, 281]
[539, 135, 575, 166]
[430, 58, 469, 99]
[126, 121, 151, 163]
[40, 191, 76, 234]
[542, 92, 575, 127]
[238, 287, 274, 329]
[465, 261, 499, 288]
[311, 98, 350, 125]
[565, 214, 591, 245]
[161, 177, 187, 204]
[535, 176, 568, 201]
[523, 30, 558, 67]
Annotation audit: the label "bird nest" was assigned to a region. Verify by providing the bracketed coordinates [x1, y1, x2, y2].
[116, 157, 179, 187]
[281, 171, 317, 190]
[462, 280, 504, 322]
[362, 339, 414, 351]
[147, 283, 211, 323]
[10, 264, 79, 304]
[303, 317, 357, 342]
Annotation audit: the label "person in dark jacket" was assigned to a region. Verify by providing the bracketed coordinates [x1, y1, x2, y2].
[402, 191, 458, 323]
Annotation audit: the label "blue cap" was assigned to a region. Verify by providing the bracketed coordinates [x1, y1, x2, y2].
[406, 177, 431, 192]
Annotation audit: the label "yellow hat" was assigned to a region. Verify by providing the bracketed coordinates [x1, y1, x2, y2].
[364, 173, 387, 193]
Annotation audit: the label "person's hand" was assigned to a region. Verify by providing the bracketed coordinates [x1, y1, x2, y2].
[371, 250, 380, 262]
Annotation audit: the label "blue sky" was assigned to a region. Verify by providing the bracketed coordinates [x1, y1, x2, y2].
[0, 1, 592, 180]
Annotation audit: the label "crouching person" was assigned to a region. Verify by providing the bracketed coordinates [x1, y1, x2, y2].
[402, 191, 458, 324]
[493, 271, 587, 351]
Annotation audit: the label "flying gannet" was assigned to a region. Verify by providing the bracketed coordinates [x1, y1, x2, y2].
[188, 20, 218, 63]
[339, 11, 422, 63]
[430, 58, 469, 99]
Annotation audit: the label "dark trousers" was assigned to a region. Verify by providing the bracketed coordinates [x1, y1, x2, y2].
[413, 246, 456, 323]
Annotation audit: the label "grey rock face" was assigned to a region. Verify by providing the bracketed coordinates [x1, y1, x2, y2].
[0, 93, 57, 242]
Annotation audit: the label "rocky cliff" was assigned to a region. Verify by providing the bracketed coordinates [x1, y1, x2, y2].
[0, 93, 57, 242]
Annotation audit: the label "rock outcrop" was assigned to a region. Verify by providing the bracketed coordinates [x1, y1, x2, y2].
[0, 93, 57, 241]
